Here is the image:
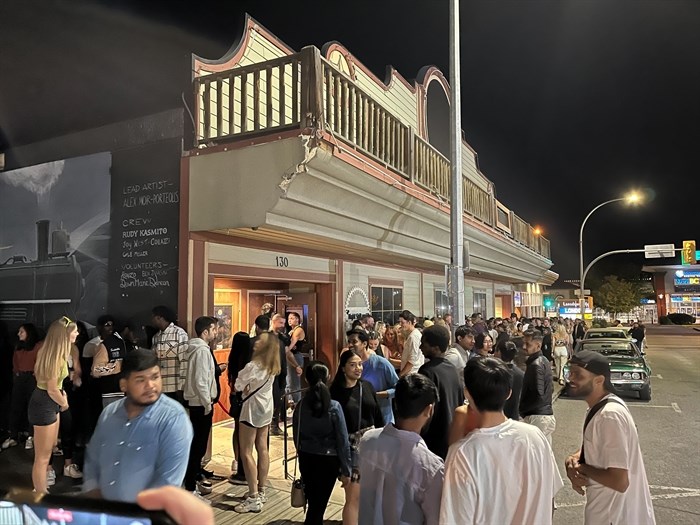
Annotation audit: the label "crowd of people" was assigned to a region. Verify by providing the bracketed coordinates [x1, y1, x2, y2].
[0, 307, 654, 524]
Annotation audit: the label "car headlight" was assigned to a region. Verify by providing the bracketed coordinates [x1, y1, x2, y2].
[631, 372, 640, 380]
[622, 372, 632, 379]
[563, 369, 570, 381]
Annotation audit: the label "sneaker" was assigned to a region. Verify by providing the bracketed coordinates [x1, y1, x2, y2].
[63, 464, 83, 479]
[228, 473, 248, 485]
[233, 495, 262, 513]
[52, 446, 63, 456]
[226, 489, 266, 503]
[25, 437, 34, 450]
[197, 479, 212, 495]
[46, 468, 56, 487]
[1, 438, 18, 449]
[191, 490, 211, 505]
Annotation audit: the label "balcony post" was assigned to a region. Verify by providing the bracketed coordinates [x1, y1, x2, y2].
[300, 46, 325, 133]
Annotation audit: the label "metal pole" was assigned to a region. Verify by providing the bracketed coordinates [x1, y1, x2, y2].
[579, 198, 624, 321]
[448, 0, 465, 325]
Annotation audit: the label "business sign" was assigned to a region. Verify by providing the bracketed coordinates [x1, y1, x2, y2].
[682, 240, 697, 265]
[675, 277, 700, 286]
[514, 291, 521, 307]
[671, 295, 700, 303]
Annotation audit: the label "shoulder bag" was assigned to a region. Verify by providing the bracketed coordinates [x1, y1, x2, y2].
[290, 403, 307, 509]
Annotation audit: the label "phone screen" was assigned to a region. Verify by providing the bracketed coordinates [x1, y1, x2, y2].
[0, 501, 152, 525]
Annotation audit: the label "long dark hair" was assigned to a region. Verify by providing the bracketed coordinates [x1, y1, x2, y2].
[330, 350, 360, 394]
[303, 361, 331, 418]
[16, 323, 39, 351]
[227, 331, 252, 385]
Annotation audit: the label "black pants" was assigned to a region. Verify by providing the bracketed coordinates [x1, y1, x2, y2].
[298, 451, 340, 525]
[272, 379, 285, 425]
[9, 373, 36, 438]
[184, 406, 213, 491]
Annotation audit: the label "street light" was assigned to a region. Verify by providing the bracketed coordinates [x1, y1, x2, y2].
[578, 191, 643, 321]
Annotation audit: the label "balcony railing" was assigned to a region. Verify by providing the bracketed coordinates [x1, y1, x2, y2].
[194, 46, 550, 259]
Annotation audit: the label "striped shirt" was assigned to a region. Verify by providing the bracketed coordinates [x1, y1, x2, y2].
[152, 323, 188, 393]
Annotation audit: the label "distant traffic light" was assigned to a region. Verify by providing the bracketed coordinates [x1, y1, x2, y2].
[543, 295, 554, 308]
[682, 240, 697, 265]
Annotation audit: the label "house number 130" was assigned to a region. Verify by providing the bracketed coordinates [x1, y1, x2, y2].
[275, 256, 289, 267]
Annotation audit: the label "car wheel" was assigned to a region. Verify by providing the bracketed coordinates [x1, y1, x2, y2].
[639, 384, 651, 401]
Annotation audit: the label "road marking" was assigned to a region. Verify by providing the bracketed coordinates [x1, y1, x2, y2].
[674, 355, 695, 367]
[653, 374, 663, 379]
[672, 402, 682, 413]
[557, 486, 700, 508]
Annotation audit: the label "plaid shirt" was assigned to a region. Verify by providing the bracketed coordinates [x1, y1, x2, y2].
[152, 323, 189, 393]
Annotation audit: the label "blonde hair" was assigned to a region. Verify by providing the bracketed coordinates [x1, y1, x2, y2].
[554, 325, 568, 344]
[253, 332, 281, 376]
[35, 318, 74, 384]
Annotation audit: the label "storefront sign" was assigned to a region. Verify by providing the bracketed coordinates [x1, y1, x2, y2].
[514, 291, 521, 307]
[671, 295, 700, 303]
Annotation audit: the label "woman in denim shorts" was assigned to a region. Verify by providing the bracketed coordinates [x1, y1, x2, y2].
[28, 316, 77, 493]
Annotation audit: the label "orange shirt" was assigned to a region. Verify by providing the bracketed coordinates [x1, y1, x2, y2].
[12, 342, 41, 373]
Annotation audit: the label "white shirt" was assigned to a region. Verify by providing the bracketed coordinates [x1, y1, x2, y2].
[443, 346, 466, 371]
[401, 328, 424, 373]
[440, 419, 563, 525]
[234, 361, 274, 427]
[83, 335, 102, 358]
[359, 424, 444, 525]
[583, 395, 655, 524]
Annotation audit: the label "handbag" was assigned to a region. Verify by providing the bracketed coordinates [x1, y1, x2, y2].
[229, 376, 269, 420]
[290, 403, 307, 509]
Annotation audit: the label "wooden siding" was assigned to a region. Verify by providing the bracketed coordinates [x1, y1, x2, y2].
[343, 262, 421, 315]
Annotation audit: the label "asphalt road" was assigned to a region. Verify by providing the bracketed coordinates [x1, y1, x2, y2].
[552, 327, 700, 524]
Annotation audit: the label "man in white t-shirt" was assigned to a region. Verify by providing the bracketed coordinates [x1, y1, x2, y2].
[440, 357, 563, 524]
[398, 310, 424, 377]
[565, 350, 655, 524]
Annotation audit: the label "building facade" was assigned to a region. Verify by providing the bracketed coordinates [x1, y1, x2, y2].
[181, 16, 557, 371]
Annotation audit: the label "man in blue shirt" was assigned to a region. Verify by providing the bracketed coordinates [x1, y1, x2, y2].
[83, 349, 194, 502]
[347, 329, 399, 424]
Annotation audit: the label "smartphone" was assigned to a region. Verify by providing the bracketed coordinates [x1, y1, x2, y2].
[0, 488, 177, 525]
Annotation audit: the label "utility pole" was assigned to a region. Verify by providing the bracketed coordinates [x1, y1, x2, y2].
[448, 0, 466, 325]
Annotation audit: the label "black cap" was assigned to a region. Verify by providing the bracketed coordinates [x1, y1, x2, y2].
[569, 350, 616, 393]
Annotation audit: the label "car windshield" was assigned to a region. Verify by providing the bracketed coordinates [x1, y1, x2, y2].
[580, 342, 637, 357]
[586, 331, 626, 339]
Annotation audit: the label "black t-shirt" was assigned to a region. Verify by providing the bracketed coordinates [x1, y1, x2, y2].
[629, 327, 645, 342]
[419, 357, 464, 460]
[98, 333, 129, 395]
[504, 363, 525, 420]
[330, 379, 384, 433]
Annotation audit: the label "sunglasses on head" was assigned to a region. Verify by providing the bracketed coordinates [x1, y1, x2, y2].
[61, 316, 73, 327]
[102, 321, 114, 327]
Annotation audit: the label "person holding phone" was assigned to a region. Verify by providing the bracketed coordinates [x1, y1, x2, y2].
[28, 316, 77, 493]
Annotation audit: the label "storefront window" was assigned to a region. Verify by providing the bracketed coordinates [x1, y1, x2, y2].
[435, 289, 449, 318]
[473, 290, 487, 316]
[371, 286, 403, 325]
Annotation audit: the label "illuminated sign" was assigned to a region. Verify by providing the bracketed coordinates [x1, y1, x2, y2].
[682, 240, 697, 265]
[671, 295, 700, 303]
[514, 292, 521, 307]
[675, 277, 700, 286]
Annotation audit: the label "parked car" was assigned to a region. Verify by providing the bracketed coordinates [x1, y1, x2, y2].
[563, 338, 652, 401]
[582, 327, 632, 340]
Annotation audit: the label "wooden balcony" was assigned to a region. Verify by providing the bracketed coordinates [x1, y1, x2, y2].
[194, 46, 551, 260]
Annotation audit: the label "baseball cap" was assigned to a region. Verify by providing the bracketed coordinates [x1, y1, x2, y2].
[569, 350, 617, 393]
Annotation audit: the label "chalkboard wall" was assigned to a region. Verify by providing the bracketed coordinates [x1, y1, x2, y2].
[108, 139, 181, 323]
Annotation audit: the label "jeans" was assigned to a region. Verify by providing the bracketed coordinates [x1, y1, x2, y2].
[298, 451, 340, 525]
[272, 378, 285, 425]
[286, 353, 304, 404]
[184, 406, 213, 491]
[9, 373, 36, 438]
[553, 346, 569, 381]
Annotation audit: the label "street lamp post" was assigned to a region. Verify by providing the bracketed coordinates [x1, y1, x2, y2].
[578, 192, 641, 321]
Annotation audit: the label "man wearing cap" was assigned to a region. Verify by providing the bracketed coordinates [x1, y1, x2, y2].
[565, 350, 655, 524]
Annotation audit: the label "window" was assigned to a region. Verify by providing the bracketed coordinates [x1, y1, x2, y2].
[371, 286, 403, 325]
[435, 289, 449, 318]
[473, 290, 487, 316]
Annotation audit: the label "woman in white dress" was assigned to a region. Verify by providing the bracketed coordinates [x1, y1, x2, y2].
[233, 332, 281, 514]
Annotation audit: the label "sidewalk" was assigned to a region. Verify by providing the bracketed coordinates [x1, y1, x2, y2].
[206, 418, 345, 524]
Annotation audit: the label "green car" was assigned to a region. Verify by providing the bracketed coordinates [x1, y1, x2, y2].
[563, 338, 652, 400]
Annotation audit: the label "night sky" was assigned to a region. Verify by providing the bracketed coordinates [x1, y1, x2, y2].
[1, 0, 698, 281]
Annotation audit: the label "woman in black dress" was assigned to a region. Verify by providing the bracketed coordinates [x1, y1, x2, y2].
[329, 351, 384, 525]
